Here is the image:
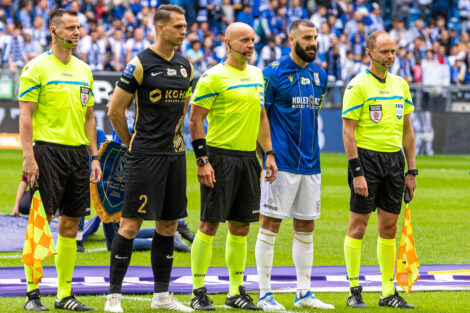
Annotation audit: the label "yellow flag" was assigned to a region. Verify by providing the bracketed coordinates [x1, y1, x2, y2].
[22, 190, 56, 285]
[395, 203, 420, 293]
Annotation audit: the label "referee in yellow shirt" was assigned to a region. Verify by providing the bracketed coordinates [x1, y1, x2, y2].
[189, 22, 277, 311]
[342, 31, 417, 309]
[18, 9, 101, 311]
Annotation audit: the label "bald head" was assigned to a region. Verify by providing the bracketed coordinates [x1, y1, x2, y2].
[225, 22, 254, 40]
[366, 30, 394, 51]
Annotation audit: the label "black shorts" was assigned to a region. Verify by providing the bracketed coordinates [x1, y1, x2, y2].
[122, 153, 187, 221]
[200, 146, 261, 223]
[348, 148, 405, 214]
[34, 141, 90, 217]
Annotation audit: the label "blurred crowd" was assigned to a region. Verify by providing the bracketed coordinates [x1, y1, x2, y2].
[1, 0, 469, 86]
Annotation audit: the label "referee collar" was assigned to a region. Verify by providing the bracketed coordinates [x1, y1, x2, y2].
[366, 69, 386, 84]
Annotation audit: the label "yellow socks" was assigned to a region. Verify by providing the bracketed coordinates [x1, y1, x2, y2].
[55, 235, 76, 300]
[226, 232, 247, 296]
[344, 236, 362, 291]
[377, 237, 396, 297]
[191, 231, 214, 290]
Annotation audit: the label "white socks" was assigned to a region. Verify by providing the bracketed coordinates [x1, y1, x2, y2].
[255, 227, 277, 298]
[293, 231, 313, 293]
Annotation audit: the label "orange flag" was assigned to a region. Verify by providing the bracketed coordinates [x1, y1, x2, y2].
[22, 190, 56, 285]
[395, 203, 420, 293]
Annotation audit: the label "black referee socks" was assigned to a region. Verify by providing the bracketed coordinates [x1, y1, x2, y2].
[151, 231, 174, 293]
[109, 233, 134, 294]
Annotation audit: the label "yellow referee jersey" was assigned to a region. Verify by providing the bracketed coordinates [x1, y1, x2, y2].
[342, 70, 414, 152]
[191, 61, 264, 151]
[18, 51, 94, 146]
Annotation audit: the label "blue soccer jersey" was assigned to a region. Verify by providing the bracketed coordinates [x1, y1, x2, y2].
[263, 55, 327, 174]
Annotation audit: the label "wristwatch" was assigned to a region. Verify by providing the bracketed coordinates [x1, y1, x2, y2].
[406, 169, 418, 176]
[91, 155, 101, 161]
[265, 150, 275, 156]
[196, 157, 209, 167]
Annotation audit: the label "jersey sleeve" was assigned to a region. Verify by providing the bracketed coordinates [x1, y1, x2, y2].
[185, 63, 194, 98]
[87, 68, 94, 107]
[342, 80, 364, 120]
[117, 56, 143, 94]
[191, 70, 219, 110]
[319, 70, 328, 111]
[18, 61, 42, 102]
[262, 66, 275, 111]
[402, 80, 414, 115]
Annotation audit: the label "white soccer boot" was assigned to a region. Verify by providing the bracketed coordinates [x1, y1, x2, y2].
[104, 293, 123, 313]
[151, 292, 194, 312]
[257, 292, 285, 311]
[294, 291, 335, 309]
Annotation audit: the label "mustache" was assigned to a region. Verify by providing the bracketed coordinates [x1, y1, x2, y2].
[306, 46, 317, 51]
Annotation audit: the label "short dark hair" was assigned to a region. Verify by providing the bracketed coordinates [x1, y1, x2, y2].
[49, 9, 77, 27]
[154, 4, 185, 24]
[366, 30, 388, 50]
[289, 19, 315, 36]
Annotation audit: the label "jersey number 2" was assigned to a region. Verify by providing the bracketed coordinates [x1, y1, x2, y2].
[137, 195, 147, 214]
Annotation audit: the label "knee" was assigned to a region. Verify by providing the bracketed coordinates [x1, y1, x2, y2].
[199, 221, 218, 236]
[119, 221, 140, 239]
[156, 220, 178, 236]
[347, 223, 367, 239]
[260, 216, 282, 233]
[228, 222, 250, 236]
[379, 224, 397, 239]
[58, 216, 80, 237]
[293, 219, 314, 233]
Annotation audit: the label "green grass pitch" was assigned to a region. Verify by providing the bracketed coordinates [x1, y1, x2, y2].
[0, 150, 469, 312]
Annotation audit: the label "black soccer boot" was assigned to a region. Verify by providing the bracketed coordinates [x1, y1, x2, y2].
[190, 287, 215, 311]
[347, 286, 368, 308]
[54, 295, 93, 311]
[24, 289, 49, 311]
[379, 290, 417, 309]
[224, 286, 261, 310]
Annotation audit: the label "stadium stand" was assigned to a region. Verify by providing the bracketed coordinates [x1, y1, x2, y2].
[0, 0, 466, 87]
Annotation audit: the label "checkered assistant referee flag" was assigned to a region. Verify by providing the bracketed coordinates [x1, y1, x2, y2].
[22, 189, 56, 285]
[395, 200, 420, 293]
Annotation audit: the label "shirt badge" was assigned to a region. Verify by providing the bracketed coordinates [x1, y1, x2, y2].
[80, 87, 89, 106]
[167, 68, 177, 76]
[301, 77, 311, 85]
[314, 72, 321, 86]
[123, 64, 136, 78]
[369, 104, 382, 123]
[395, 103, 404, 120]
[180, 67, 188, 78]
[288, 76, 293, 83]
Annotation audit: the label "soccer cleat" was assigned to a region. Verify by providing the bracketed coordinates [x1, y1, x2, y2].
[347, 286, 368, 308]
[177, 221, 195, 243]
[257, 292, 285, 311]
[379, 291, 417, 309]
[174, 231, 191, 252]
[104, 293, 123, 313]
[76, 240, 85, 253]
[224, 286, 261, 310]
[24, 289, 48, 311]
[190, 287, 215, 311]
[54, 295, 93, 311]
[151, 292, 194, 312]
[294, 291, 334, 309]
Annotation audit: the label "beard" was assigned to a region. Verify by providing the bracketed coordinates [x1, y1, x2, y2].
[295, 41, 316, 62]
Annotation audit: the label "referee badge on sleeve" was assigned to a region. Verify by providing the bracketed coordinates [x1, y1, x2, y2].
[369, 104, 382, 123]
[395, 103, 404, 120]
[80, 87, 90, 106]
